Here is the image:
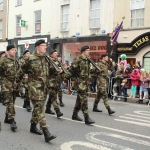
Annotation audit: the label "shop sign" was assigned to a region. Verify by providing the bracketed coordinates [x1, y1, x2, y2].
[117, 32, 150, 54]
[18, 38, 47, 45]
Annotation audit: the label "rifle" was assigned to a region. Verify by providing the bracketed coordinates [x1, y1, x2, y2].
[78, 48, 101, 71]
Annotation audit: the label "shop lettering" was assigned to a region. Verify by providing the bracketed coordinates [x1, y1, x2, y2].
[117, 47, 133, 51]
[133, 36, 149, 48]
[90, 46, 106, 50]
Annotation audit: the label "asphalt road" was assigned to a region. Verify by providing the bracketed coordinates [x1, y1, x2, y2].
[0, 94, 150, 150]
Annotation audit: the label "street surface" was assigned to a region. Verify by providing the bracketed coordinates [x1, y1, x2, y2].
[0, 94, 150, 150]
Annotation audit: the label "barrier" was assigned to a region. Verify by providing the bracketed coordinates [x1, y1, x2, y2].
[109, 77, 150, 105]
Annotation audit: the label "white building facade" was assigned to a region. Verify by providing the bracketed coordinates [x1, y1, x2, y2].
[8, 0, 114, 61]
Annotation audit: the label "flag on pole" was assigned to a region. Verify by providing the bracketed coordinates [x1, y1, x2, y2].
[111, 17, 125, 44]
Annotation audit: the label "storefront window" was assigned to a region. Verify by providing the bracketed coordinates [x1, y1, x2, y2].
[143, 51, 150, 72]
[62, 41, 107, 65]
[17, 45, 36, 57]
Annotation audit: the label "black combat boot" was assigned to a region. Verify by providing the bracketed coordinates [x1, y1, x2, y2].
[84, 116, 95, 125]
[26, 101, 32, 112]
[56, 110, 63, 118]
[45, 108, 55, 115]
[4, 115, 11, 124]
[43, 129, 57, 142]
[93, 106, 102, 112]
[107, 108, 115, 115]
[10, 119, 17, 131]
[30, 123, 43, 135]
[59, 99, 64, 107]
[23, 100, 27, 108]
[72, 112, 83, 121]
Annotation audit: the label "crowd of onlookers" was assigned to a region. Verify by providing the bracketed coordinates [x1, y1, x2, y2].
[62, 56, 150, 105]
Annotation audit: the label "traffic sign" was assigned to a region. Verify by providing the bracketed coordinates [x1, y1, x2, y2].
[20, 20, 26, 27]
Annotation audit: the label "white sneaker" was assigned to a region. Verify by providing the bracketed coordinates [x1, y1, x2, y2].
[114, 93, 118, 96]
[118, 98, 121, 101]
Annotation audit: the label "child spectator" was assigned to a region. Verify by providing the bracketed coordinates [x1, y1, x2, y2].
[120, 54, 127, 70]
[139, 71, 150, 103]
[121, 67, 132, 102]
[130, 69, 140, 98]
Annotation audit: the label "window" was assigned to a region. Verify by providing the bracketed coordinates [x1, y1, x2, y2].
[0, 20, 2, 38]
[61, 5, 69, 31]
[34, 10, 41, 34]
[131, 0, 145, 27]
[16, 0, 22, 5]
[143, 52, 150, 72]
[16, 15, 21, 36]
[0, 0, 3, 10]
[90, 0, 100, 28]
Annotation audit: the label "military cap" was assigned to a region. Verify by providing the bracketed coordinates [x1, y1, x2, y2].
[80, 46, 90, 53]
[35, 39, 46, 47]
[23, 50, 30, 55]
[49, 49, 57, 55]
[0, 51, 5, 55]
[101, 53, 108, 58]
[7, 44, 15, 51]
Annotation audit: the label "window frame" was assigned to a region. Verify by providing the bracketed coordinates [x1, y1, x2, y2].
[61, 5, 69, 31]
[16, 15, 21, 37]
[90, 0, 100, 29]
[0, 20, 2, 39]
[34, 10, 41, 34]
[0, 0, 3, 11]
[130, 0, 145, 27]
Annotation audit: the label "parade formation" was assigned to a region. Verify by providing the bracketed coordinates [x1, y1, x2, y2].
[0, 39, 118, 143]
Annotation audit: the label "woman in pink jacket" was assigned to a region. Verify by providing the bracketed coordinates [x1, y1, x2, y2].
[129, 69, 140, 98]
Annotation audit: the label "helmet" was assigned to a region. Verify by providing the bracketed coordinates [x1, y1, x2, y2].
[120, 54, 126, 59]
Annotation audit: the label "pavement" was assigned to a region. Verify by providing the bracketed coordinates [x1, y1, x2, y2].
[0, 94, 150, 150]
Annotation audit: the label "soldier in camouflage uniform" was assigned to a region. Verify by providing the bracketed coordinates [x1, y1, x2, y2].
[0, 51, 6, 104]
[45, 49, 63, 118]
[0, 45, 19, 131]
[92, 53, 115, 115]
[18, 40, 56, 142]
[64, 46, 95, 125]
[21, 50, 32, 112]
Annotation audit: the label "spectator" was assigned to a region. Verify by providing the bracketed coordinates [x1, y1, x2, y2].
[121, 67, 132, 102]
[130, 69, 140, 98]
[139, 71, 150, 103]
[113, 66, 124, 100]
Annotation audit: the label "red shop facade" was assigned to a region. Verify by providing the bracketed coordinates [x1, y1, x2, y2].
[49, 34, 116, 64]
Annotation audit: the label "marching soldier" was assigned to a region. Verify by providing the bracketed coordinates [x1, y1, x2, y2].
[45, 49, 63, 118]
[92, 53, 115, 115]
[0, 45, 18, 131]
[18, 40, 56, 142]
[64, 46, 95, 125]
[21, 50, 32, 112]
[0, 51, 6, 104]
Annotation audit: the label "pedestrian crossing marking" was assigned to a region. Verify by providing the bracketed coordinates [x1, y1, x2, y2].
[119, 116, 150, 123]
[115, 111, 150, 127]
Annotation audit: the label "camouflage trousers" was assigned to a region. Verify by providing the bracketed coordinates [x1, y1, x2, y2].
[74, 91, 89, 117]
[31, 100, 48, 130]
[58, 86, 62, 100]
[94, 87, 110, 109]
[4, 91, 16, 120]
[24, 88, 30, 102]
[46, 88, 59, 111]
[17, 82, 23, 94]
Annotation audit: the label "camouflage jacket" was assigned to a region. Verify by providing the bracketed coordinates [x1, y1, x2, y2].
[48, 56, 62, 89]
[93, 60, 111, 88]
[115, 69, 124, 86]
[18, 52, 50, 100]
[64, 54, 92, 91]
[0, 56, 19, 92]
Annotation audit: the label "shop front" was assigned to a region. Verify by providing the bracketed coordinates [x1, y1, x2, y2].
[50, 34, 114, 65]
[8, 35, 50, 57]
[117, 31, 150, 72]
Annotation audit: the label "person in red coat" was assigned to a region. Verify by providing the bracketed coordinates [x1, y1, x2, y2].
[129, 69, 140, 98]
